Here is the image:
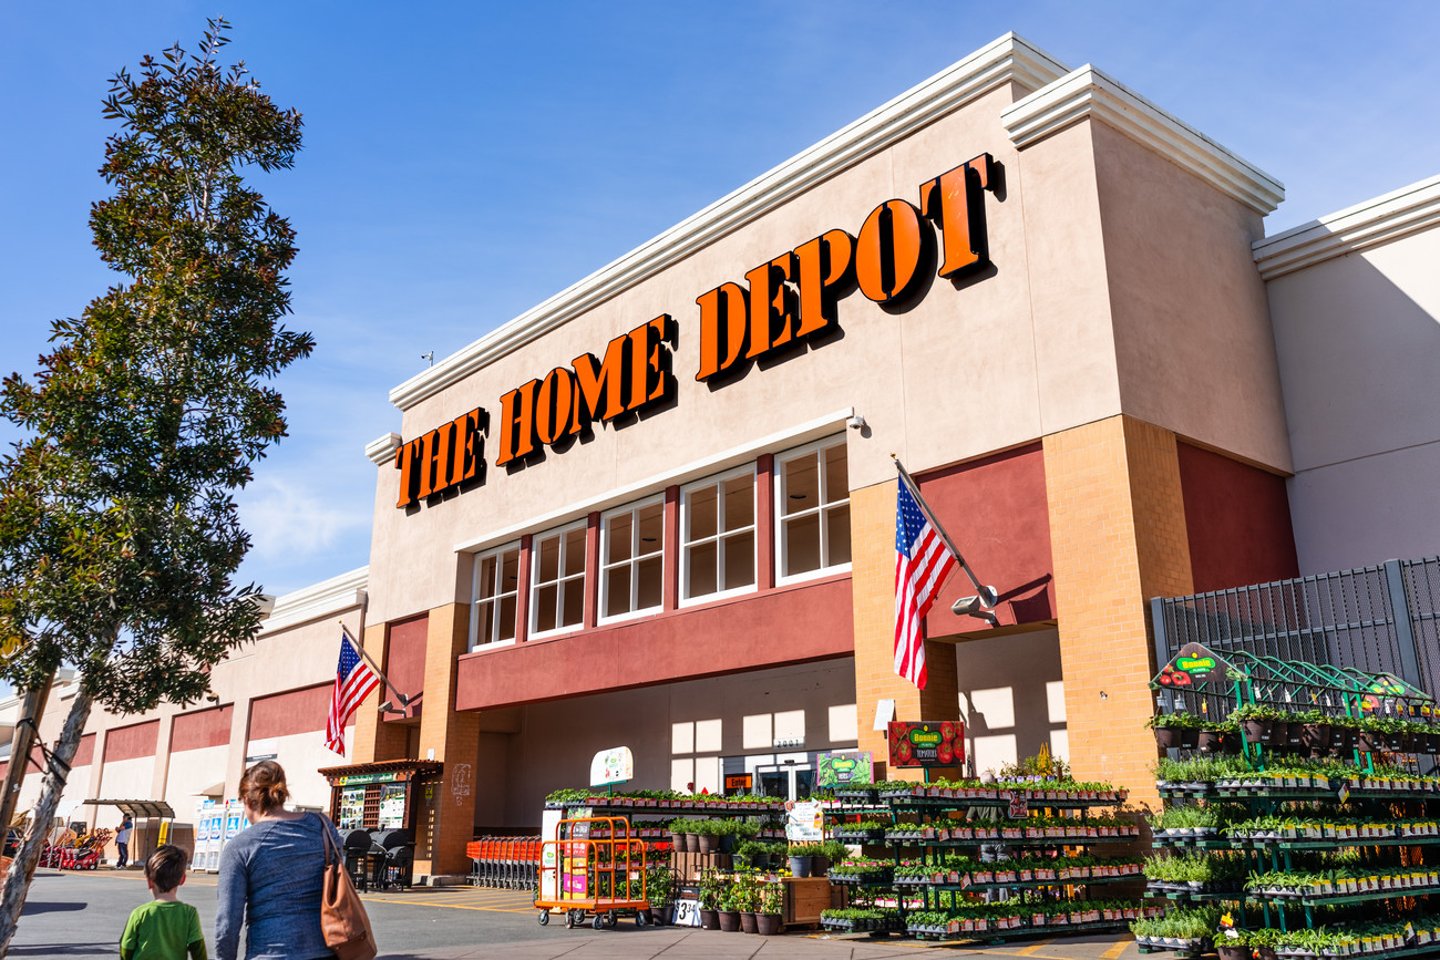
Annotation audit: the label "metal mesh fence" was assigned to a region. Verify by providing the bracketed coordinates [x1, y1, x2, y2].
[1153, 557, 1440, 695]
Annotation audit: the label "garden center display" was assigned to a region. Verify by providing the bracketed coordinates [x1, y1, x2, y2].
[1138, 644, 1440, 959]
[819, 777, 1155, 940]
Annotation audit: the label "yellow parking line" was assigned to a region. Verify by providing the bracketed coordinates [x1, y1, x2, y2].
[1017, 940, 1055, 955]
[1101, 939, 1133, 959]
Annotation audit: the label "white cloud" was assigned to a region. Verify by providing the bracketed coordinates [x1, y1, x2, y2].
[237, 474, 370, 564]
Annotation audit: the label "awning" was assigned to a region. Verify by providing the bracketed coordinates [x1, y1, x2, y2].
[82, 799, 176, 819]
[195, 783, 225, 797]
[317, 759, 443, 786]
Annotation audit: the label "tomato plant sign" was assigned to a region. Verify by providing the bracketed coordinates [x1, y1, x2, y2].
[887, 720, 964, 768]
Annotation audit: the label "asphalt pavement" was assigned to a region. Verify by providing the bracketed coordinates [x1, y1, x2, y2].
[10, 868, 1143, 960]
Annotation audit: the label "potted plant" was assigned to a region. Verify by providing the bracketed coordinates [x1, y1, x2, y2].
[733, 871, 761, 933]
[1233, 703, 1281, 743]
[1197, 719, 1237, 754]
[817, 840, 849, 878]
[788, 842, 823, 878]
[756, 877, 784, 935]
[1149, 712, 1202, 749]
[698, 869, 724, 930]
[695, 819, 722, 854]
[646, 865, 673, 925]
[717, 875, 743, 932]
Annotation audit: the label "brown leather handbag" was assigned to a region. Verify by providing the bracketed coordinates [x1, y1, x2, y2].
[318, 816, 378, 960]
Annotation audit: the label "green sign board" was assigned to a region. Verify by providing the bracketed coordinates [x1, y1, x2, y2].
[816, 751, 873, 786]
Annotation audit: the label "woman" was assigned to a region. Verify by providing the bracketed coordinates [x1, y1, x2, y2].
[216, 760, 341, 960]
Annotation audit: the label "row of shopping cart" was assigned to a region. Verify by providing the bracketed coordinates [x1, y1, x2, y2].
[466, 836, 542, 890]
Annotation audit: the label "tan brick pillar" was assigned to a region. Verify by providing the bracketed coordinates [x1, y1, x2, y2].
[1043, 415, 1194, 810]
[850, 480, 963, 781]
[350, 622, 410, 765]
[415, 603, 480, 877]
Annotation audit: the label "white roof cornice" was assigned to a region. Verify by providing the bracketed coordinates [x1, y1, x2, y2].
[1253, 173, 1440, 280]
[365, 433, 401, 466]
[388, 33, 1069, 412]
[1001, 65, 1284, 216]
[259, 566, 368, 635]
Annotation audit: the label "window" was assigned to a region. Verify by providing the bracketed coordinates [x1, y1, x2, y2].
[530, 522, 587, 636]
[599, 497, 664, 621]
[776, 437, 851, 580]
[469, 543, 519, 650]
[681, 467, 756, 603]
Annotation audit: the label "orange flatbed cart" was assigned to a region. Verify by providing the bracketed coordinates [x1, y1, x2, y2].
[535, 815, 649, 930]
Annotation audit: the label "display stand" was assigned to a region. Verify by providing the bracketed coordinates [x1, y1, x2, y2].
[823, 781, 1150, 941]
[1139, 645, 1440, 958]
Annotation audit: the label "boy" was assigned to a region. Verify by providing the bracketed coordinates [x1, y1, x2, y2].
[120, 845, 207, 960]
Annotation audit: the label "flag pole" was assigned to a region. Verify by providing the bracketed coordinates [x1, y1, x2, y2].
[891, 455, 997, 608]
[338, 620, 411, 707]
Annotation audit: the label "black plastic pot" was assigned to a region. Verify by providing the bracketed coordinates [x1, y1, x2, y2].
[1154, 727, 1181, 749]
[788, 854, 814, 878]
[1196, 729, 1225, 754]
[1242, 719, 1272, 742]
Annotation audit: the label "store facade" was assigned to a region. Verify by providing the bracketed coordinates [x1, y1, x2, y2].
[351, 33, 1302, 877]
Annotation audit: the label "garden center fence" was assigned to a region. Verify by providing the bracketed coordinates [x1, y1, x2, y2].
[1151, 556, 1440, 698]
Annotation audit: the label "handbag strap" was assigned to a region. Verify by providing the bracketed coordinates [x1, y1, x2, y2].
[314, 812, 338, 868]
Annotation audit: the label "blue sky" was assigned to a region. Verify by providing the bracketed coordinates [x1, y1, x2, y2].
[2, 1, 1438, 599]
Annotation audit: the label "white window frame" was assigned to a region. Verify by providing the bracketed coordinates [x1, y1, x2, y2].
[597, 494, 666, 625]
[528, 520, 587, 640]
[774, 435, 852, 585]
[468, 541, 520, 651]
[679, 465, 758, 607]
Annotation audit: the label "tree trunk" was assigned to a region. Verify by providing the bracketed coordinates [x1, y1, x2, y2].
[0, 687, 92, 958]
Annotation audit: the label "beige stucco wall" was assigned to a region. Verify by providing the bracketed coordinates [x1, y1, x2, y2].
[1091, 123, 1291, 472]
[1267, 222, 1440, 572]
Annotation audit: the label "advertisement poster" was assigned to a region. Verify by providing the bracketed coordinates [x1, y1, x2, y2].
[589, 746, 634, 787]
[887, 720, 965, 768]
[816, 751, 873, 786]
[784, 800, 825, 842]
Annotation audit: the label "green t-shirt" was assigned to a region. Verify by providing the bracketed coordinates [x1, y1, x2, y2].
[119, 899, 207, 960]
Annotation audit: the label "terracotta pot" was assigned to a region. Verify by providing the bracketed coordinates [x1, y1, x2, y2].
[1154, 727, 1181, 749]
[670, 832, 685, 849]
[700, 908, 719, 930]
[741, 911, 759, 934]
[756, 913, 783, 936]
[684, 833, 699, 853]
[719, 910, 741, 932]
[698, 834, 719, 854]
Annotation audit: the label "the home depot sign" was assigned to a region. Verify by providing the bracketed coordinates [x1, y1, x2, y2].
[393, 153, 996, 509]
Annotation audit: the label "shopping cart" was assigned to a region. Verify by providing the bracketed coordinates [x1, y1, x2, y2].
[467, 836, 541, 890]
[535, 816, 648, 930]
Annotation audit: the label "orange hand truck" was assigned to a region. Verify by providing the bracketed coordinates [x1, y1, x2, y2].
[535, 816, 649, 930]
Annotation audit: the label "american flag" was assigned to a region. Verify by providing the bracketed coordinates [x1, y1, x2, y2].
[326, 633, 380, 756]
[894, 476, 958, 690]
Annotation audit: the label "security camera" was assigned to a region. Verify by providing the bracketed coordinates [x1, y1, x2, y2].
[952, 595, 1000, 627]
[846, 415, 866, 431]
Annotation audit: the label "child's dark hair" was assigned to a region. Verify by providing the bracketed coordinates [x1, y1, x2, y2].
[146, 844, 187, 893]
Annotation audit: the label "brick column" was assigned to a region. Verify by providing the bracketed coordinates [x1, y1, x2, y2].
[415, 603, 480, 877]
[351, 622, 409, 764]
[849, 480, 962, 781]
[1043, 415, 1194, 809]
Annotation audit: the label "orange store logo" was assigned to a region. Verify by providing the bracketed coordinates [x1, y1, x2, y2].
[393, 153, 997, 509]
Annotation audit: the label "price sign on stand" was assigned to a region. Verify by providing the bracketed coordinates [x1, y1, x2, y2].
[672, 899, 702, 927]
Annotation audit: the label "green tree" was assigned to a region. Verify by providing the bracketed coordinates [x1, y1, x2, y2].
[0, 20, 310, 946]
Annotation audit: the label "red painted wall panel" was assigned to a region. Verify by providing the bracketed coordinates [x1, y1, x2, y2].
[248, 684, 332, 741]
[74, 732, 96, 768]
[456, 575, 853, 711]
[103, 720, 160, 764]
[1177, 442, 1298, 593]
[919, 443, 1056, 636]
[384, 615, 428, 722]
[170, 705, 234, 753]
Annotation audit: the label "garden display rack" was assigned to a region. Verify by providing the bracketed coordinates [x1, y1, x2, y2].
[1140, 646, 1440, 959]
[536, 815, 650, 929]
[821, 779, 1152, 942]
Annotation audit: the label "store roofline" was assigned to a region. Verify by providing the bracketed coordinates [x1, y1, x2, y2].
[1253, 172, 1440, 280]
[258, 566, 368, 636]
[385, 32, 1070, 413]
[1000, 64, 1284, 214]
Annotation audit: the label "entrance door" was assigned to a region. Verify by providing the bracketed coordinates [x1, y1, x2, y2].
[753, 760, 815, 802]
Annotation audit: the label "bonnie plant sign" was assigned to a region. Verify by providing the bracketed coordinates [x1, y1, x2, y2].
[887, 721, 965, 768]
